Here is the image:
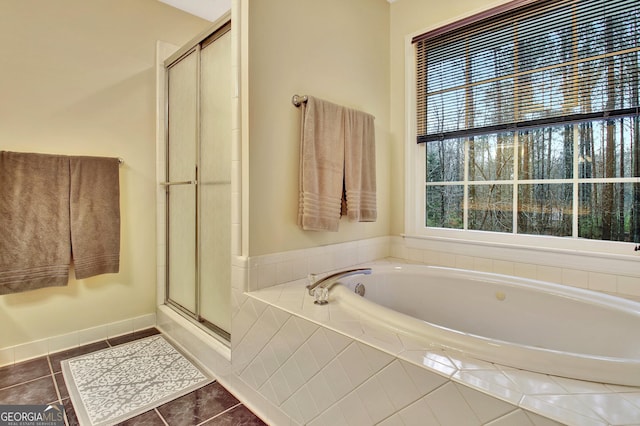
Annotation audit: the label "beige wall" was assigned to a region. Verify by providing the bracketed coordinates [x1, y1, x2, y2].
[0, 0, 210, 349]
[246, 0, 391, 256]
[1, 0, 522, 350]
[389, 0, 512, 235]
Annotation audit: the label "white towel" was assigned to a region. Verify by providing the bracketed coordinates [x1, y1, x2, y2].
[343, 107, 377, 222]
[298, 96, 345, 231]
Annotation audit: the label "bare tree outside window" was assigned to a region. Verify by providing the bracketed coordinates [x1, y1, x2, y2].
[419, 0, 640, 243]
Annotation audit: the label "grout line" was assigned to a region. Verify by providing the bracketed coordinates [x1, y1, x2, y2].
[49, 355, 73, 426]
[154, 407, 170, 426]
[46, 355, 55, 377]
[0, 374, 53, 392]
[47, 356, 67, 413]
[51, 374, 64, 404]
[63, 405, 72, 426]
[195, 402, 242, 426]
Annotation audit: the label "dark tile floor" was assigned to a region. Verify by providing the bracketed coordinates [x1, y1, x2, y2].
[0, 328, 267, 426]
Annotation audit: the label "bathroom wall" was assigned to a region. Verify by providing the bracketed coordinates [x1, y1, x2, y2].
[389, 0, 511, 236]
[0, 0, 210, 359]
[244, 0, 391, 257]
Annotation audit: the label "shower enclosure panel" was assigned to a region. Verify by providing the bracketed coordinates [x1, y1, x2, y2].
[165, 23, 231, 341]
[199, 29, 232, 335]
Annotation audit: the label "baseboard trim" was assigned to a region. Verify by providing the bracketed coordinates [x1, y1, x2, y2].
[0, 313, 156, 367]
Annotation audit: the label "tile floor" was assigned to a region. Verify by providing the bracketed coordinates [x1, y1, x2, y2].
[0, 328, 267, 426]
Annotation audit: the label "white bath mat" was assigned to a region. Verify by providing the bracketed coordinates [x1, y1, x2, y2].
[61, 335, 212, 426]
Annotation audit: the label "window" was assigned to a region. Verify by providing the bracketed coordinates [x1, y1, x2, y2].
[413, 0, 640, 245]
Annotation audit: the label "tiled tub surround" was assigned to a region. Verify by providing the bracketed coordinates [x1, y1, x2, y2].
[235, 260, 640, 425]
[392, 236, 640, 303]
[244, 236, 640, 303]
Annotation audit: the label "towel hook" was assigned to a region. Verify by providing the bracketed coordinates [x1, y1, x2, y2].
[292, 94, 308, 107]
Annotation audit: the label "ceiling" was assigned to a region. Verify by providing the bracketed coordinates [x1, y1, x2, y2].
[158, 0, 231, 22]
[160, 0, 396, 22]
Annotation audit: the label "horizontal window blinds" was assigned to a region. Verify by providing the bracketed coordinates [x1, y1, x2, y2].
[415, 0, 640, 143]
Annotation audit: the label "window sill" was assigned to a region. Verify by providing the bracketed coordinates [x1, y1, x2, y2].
[400, 232, 640, 279]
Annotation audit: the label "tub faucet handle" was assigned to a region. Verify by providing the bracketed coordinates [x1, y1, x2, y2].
[313, 287, 329, 305]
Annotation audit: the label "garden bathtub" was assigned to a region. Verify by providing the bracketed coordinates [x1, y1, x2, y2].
[331, 264, 640, 386]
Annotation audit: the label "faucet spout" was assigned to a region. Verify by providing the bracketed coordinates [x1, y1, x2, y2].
[306, 267, 372, 304]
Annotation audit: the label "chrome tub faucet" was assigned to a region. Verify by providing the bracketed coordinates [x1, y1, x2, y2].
[306, 267, 372, 305]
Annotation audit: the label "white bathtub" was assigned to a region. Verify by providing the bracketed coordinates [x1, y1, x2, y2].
[331, 264, 640, 386]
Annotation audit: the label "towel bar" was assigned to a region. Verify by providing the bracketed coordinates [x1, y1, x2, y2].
[292, 94, 308, 107]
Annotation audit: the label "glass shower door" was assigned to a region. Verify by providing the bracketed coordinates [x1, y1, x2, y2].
[166, 49, 198, 315]
[165, 22, 231, 341]
[199, 30, 231, 335]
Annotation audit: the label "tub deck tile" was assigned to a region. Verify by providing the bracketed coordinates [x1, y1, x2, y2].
[246, 262, 640, 426]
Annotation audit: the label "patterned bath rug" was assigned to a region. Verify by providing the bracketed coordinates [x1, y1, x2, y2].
[61, 334, 213, 426]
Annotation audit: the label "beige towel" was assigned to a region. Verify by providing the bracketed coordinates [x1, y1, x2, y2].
[0, 151, 71, 294]
[70, 156, 120, 279]
[298, 96, 345, 231]
[343, 107, 377, 222]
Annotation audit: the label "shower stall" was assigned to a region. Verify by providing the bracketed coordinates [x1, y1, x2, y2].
[162, 21, 232, 342]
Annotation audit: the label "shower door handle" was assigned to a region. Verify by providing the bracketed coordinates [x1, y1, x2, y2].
[160, 180, 197, 186]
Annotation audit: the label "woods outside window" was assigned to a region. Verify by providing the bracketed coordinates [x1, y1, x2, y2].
[414, 0, 640, 244]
